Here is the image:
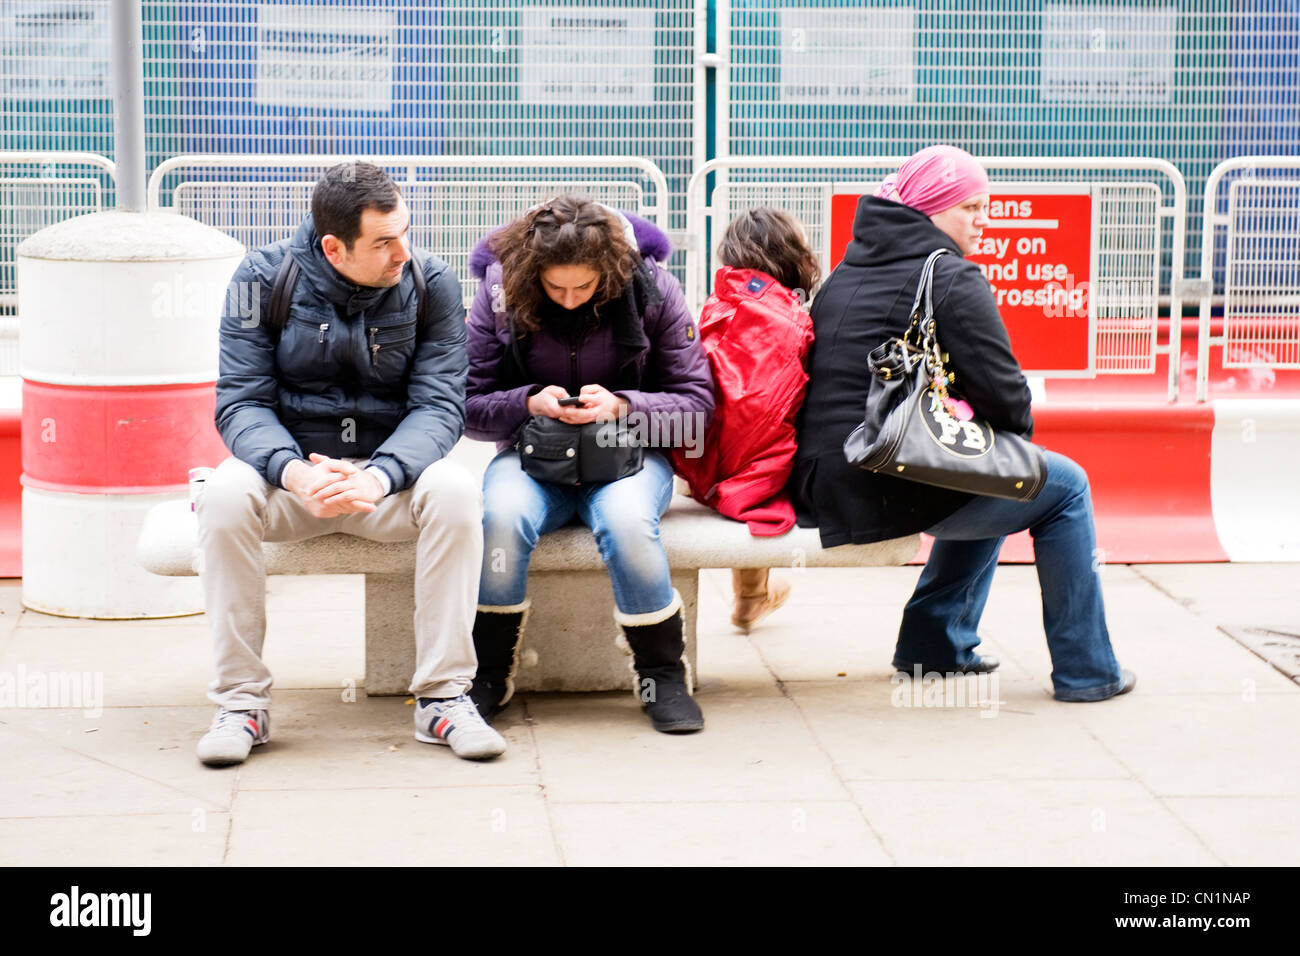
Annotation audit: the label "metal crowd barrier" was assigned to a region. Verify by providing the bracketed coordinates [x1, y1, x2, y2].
[147, 154, 671, 309]
[0, 151, 117, 377]
[686, 155, 1187, 399]
[1197, 156, 1300, 402]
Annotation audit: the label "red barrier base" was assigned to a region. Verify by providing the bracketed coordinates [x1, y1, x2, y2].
[910, 401, 1226, 566]
[1, 409, 20, 577]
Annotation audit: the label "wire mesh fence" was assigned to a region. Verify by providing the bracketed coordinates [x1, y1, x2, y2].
[0, 151, 116, 375]
[688, 157, 1184, 381]
[149, 154, 669, 308]
[720, 0, 1300, 281]
[3, 1, 699, 259]
[3, 0, 1298, 388]
[1200, 161, 1300, 377]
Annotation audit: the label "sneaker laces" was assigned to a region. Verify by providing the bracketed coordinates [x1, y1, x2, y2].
[209, 708, 257, 734]
[431, 694, 491, 729]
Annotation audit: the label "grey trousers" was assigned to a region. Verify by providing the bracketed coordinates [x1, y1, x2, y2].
[195, 456, 483, 709]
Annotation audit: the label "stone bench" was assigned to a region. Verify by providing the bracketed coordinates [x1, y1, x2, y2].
[137, 460, 918, 695]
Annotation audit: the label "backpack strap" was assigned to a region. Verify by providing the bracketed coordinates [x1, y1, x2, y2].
[267, 250, 300, 340]
[410, 250, 427, 325]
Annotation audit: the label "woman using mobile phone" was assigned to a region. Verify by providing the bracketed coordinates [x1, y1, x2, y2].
[463, 195, 714, 732]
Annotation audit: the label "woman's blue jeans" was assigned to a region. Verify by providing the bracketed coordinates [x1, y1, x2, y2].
[892, 450, 1125, 701]
[478, 449, 676, 615]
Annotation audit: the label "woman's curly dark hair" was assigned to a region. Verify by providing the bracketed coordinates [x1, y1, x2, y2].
[490, 195, 640, 333]
[716, 206, 820, 303]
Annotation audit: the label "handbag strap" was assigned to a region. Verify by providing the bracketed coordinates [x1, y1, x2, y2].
[904, 249, 949, 350]
[901, 249, 960, 404]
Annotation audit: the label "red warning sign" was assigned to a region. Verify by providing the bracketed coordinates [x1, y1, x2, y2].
[829, 190, 1095, 374]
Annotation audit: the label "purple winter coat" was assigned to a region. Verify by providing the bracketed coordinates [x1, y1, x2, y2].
[465, 213, 714, 446]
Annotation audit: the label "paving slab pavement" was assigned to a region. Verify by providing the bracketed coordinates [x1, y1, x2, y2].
[0, 564, 1296, 867]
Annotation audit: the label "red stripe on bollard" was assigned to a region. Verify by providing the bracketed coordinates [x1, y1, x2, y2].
[0, 409, 21, 577]
[21, 380, 229, 494]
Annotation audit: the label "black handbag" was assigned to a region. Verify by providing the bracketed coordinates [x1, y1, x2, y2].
[517, 414, 644, 486]
[507, 312, 644, 486]
[842, 249, 1047, 501]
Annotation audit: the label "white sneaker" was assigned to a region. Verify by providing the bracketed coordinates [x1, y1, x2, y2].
[414, 694, 506, 760]
[196, 707, 270, 766]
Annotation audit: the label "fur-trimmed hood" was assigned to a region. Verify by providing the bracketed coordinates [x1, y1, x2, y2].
[468, 209, 673, 279]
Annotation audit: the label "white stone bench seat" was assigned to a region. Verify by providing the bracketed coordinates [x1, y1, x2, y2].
[138, 495, 918, 695]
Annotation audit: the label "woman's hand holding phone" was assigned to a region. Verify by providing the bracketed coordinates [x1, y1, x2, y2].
[527, 384, 627, 424]
[526, 384, 574, 419]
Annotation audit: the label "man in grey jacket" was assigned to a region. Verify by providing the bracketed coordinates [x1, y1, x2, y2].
[195, 162, 504, 765]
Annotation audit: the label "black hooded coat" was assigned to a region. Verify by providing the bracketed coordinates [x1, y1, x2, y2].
[793, 196, 1035, 547]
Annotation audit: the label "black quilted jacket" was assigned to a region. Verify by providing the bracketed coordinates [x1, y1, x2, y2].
[215, 216, 466, 492]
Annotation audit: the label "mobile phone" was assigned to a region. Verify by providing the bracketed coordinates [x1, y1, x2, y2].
[557, 396, 587, 407]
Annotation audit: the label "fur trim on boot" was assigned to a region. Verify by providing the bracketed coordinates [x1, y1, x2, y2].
[469, 600, 531, 720]
[614, 591, 703, 734]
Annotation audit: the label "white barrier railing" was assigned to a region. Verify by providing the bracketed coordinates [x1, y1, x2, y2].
[687, 156, 1187, 399]
[0, 151, 117, 377]
[148, 154, 672, 308]
[1197, 155, 1300, 402]
[0, 151, 117, 305]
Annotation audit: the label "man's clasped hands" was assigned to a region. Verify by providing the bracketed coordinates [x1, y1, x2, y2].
[282, 454, 385, 518]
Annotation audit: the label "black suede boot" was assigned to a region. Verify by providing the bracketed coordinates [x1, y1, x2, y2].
[468, 601, 529, 721]
[616, 593, 704, 734]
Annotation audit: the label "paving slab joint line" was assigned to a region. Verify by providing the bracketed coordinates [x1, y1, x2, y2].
[746, 634, 899, 866]
[1077, 724, 1229, 867]
[1216, 624, 1300, 686]
[522, 699, 567, 867]
[221, 770, 244, 865]
[1127, 564, 1201, 612]
[233, 783, 546, 793]
[1, 717, 232, 812]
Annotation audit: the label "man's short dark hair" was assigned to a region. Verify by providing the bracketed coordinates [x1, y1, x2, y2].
[311, 162, 401, 249]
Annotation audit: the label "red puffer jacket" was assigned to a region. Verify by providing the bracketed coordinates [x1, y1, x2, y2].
[672, 267, 814, 536]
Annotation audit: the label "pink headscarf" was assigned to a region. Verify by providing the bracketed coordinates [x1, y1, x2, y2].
[876, 145, 989, 217]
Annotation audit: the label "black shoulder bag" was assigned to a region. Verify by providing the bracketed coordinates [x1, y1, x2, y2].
[506, 310, 644, 487]
[842, 249, 1047, 501]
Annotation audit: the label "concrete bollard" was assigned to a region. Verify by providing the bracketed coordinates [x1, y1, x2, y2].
[18, 210, 242, 618]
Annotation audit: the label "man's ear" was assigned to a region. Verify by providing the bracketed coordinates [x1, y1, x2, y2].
[320, 234, 346, 267]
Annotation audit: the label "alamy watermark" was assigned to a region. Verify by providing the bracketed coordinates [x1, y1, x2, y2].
[595, 409, 707, 459]
[151, 276, 255, 326]
[49, 886, 150, 936]
[0, 664, 103, 718]
[890, 666, 1001, 718]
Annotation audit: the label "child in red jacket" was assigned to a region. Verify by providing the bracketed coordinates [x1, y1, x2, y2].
[673, 208, 819, 631]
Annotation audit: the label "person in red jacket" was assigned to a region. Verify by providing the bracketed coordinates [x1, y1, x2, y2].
[672, 207, 818, 631]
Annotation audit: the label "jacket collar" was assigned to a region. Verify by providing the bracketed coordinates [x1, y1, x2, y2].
[842, 196, 963, 267]
[713, 266, 781, 300]
[289, 216, 400, 316]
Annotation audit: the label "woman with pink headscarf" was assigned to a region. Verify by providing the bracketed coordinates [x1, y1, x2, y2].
[793, 145, 1134, 702]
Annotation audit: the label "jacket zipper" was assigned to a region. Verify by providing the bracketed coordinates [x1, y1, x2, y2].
[317, 323, 329, 343]
[369, 327, 380, 365]
[569, 347, 579, 397]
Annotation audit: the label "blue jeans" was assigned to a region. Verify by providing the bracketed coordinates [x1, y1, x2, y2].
[892, 450, 1125, 701]
[478, 449, 676, 615]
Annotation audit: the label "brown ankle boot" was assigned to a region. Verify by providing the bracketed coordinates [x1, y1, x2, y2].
[730, 568, 792, 633]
